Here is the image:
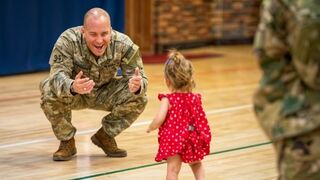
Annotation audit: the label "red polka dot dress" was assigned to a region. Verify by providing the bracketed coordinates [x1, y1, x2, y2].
[155, 93, 212, 163]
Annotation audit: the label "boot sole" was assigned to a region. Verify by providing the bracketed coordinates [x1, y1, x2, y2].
[91, 135, 127, 157]
[53, 150, 77, 161]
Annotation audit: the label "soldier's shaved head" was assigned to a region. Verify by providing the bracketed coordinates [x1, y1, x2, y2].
[83, 8, 111, 28]
[81, 7, 112, 57]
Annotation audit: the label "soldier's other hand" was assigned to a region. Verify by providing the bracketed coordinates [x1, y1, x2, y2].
[72, 71, 95, 94]
[128, 67, 142, 93]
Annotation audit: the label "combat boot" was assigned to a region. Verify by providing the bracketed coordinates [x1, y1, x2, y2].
[53, 137, 77, 161]
[91, 127, 127, 157]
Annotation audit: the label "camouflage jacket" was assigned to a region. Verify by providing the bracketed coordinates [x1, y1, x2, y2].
[44, 26, 147, 98]
[253, 0, 320, 140]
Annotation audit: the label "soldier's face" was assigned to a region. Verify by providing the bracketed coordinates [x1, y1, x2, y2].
[82, 16, 111, 57]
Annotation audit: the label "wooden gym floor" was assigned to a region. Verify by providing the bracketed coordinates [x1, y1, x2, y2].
[0, 45, 277, 179]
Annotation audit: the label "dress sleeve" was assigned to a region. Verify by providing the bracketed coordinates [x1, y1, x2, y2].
[158, 94, 167, 101]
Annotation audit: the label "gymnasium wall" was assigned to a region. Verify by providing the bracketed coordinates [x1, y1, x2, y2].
[125, 0, 262, 54]
[153, 0, 261, 52]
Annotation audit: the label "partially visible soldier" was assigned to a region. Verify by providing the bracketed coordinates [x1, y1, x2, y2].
[254, 0, 320, 179]
[40, 7, 148, 161]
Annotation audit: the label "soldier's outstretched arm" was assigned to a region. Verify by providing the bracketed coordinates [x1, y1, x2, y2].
[123, 45, 148, 95]
[48, 36, 75, 98]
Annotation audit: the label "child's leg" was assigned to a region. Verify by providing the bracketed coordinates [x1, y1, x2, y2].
[189, 161, 205, 180]
[166, 155, 182, 180]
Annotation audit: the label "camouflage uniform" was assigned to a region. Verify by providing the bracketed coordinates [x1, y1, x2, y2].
[40, 26, 148, 141]
[254, 0, 320, 179]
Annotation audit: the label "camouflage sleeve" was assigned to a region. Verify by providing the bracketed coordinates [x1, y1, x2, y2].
[291, 2, 320, 90]
[256, 0, 320, 90]
[254, 0, 289, 61]
[253, 0, 293, 99]
[48, 35, 75, 98]
[121, 44, 148, 94]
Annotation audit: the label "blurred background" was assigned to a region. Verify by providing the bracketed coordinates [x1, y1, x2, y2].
[0, 0, 261, 76]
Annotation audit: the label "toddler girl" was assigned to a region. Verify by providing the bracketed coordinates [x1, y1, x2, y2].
[147, 50, 212, 180]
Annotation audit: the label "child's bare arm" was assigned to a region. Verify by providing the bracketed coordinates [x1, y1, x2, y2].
[146, 97, 169, 133]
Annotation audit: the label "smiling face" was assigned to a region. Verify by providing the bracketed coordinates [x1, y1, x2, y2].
[82, 9, 112, 57]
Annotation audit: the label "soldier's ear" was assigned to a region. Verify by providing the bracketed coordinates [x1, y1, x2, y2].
[109, 26, 113, 41]
[81, 26, 85, 34]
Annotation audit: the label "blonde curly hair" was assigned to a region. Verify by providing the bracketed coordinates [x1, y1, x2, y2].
[164, 50, 195, 92]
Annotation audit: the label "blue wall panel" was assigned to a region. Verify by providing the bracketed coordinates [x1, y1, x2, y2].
[0, 0, 124, 76]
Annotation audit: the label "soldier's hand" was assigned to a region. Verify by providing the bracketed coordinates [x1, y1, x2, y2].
[128, 67, 142, 93]
[71, 71, 95, 94]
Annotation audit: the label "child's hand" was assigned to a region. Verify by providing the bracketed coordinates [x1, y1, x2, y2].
[146, 128, 151, 133]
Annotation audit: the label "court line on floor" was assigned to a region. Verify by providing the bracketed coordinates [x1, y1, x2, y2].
[0, 104, 252, 149]
[70, 141, 271, 180]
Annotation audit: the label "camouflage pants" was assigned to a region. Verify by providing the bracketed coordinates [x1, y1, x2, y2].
[40, 77, 148, 141]
[275, 127, 320, 180]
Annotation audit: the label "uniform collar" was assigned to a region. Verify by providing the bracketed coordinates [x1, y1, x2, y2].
[106, 30, 117, 61]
